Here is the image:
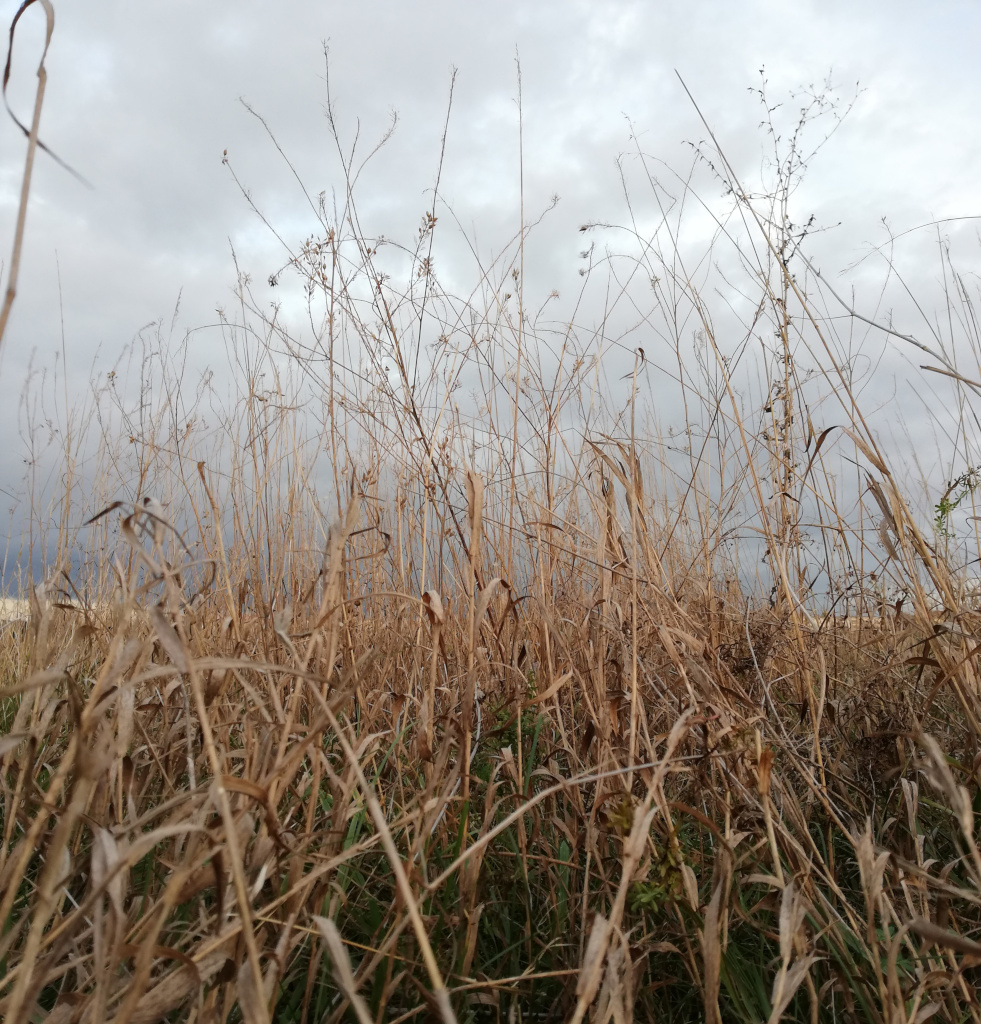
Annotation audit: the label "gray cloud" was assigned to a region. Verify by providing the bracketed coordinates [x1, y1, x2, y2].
[0, 0, 979, 572]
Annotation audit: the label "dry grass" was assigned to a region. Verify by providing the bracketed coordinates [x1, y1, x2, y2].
[4, 63, 981, 1024]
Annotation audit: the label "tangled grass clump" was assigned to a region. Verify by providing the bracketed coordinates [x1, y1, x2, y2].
[4, 58, 981, 1024]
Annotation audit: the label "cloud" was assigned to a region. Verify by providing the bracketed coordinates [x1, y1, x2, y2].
[0, 0, 978, 575]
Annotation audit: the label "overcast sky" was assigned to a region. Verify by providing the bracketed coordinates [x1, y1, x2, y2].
[1, 0, 980, 566]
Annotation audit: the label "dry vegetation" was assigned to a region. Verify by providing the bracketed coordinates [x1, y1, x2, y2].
[5, 61, 981, 1024]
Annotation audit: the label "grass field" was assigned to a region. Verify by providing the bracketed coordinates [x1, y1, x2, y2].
[3, 75, 981, 1024]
